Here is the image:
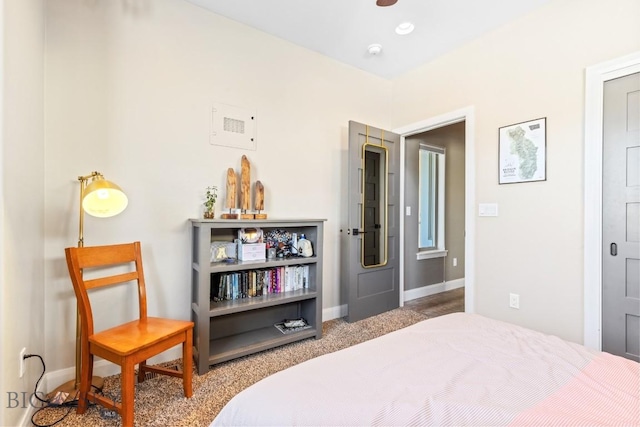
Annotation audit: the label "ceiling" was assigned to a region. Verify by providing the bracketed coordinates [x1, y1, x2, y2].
[184, 0, 551, 79]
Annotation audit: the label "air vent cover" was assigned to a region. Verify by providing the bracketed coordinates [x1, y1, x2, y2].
[210, 103, 256, 150]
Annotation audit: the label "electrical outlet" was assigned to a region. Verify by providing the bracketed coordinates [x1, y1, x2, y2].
[19, 347, 26, 378]
[453, 257, 457, 267]
[509, 293, 520, 309]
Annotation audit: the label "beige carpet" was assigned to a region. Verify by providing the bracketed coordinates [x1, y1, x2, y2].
[33, 308, 428, 427]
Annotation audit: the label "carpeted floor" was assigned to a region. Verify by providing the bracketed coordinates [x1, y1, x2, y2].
[33, 307, 428, 427]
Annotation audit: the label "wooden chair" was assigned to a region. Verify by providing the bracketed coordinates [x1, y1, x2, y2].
[65, 241, 193, 426]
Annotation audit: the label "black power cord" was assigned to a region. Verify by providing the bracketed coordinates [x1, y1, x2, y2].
[24, 354, 101, 427]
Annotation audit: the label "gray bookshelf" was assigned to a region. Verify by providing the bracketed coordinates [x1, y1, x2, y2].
[189, 218, 325, 375]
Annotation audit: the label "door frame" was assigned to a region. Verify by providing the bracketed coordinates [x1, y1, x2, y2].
[393, 106, 476, 313]
[584, 51, 640, 350]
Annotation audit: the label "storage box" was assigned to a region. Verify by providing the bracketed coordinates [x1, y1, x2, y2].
[237, 242, 266, 261]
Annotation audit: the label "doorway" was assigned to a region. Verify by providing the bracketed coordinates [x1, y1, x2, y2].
[403, 123, 465, 300]
[393, 107, 476, 313]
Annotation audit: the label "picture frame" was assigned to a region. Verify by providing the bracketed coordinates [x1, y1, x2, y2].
[498, 117, 546, 184]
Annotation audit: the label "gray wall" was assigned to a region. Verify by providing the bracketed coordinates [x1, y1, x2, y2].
[404, 122, 465, 291]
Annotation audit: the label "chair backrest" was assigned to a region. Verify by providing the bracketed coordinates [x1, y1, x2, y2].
[65, 241, 148, 338]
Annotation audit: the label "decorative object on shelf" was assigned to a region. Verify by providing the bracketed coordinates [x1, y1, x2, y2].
[210, 241, 236, 262]
[238, 227, 263, 243]
[48, 171, 128, 404]
[221, 168, 238, 219]
[264, 229, 292, 244]
[220, 155, 268, 220]
[264, 229, 311, 258]
[297, 234, 314, 257]
[203, 185, 218, 219]
[499, 117, 546, 184]
[240, 155, 254, 219]
[254, 180, 267, 219]
[266, 246, 276, 259]
[265, 229, 293, 258]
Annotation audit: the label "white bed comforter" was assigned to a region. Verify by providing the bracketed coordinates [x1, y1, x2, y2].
[211, 313, 640, 426]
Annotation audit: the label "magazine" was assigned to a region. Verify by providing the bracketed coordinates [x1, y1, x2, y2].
[274, 318, 311, 334]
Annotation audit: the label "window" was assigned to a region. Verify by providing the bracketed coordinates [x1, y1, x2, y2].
[418, 144, 446, 258]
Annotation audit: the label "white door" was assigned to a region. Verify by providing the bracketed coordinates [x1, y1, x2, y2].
[341, 121, 400, 322]
[602, 72, 640, 362]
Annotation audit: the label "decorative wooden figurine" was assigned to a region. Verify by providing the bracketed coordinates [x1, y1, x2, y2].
[239, 155, 254, 219]
[254, 180, 267, 219]
[220, 167, 239, 219]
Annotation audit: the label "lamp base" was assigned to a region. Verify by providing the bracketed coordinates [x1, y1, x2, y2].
[47, 376, 104, 404]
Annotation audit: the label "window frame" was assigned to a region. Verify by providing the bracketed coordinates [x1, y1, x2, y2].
[417, 144, 447, 260]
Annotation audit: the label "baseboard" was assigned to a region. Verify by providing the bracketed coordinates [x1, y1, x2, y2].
[322, 304, 347, 322]
[404, 278, 465, 302]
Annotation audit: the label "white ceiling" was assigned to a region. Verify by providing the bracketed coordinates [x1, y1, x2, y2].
[185, 0, 551, 79]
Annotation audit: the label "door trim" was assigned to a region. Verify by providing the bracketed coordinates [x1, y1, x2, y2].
[393, 106, 476, 313]
[584, 51, 640, 350]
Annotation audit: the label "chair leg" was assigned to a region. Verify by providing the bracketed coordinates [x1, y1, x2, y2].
[137, 360, 147, 384]
[120, 361, 135, 427]
[77, 345, 92, 414]
[183, 330, 193, 398]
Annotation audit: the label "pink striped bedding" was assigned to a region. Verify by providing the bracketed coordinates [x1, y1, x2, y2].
[211, 313, 640, 426]
[510, 352, 639, 426]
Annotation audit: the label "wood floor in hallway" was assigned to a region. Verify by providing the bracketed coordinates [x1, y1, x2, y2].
[404, 287, 465, 318]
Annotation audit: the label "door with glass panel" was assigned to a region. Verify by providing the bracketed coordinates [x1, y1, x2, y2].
[342, 121, 400, 322]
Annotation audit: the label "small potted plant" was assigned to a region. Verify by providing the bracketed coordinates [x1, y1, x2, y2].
[204, 185, 218, 219]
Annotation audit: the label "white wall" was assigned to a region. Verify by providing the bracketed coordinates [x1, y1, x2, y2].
[391, 0, 640, 343]
[1, 0, 45, 425]
[44, 0, 392, 374]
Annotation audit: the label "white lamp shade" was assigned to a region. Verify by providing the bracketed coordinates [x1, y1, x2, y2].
[82, 178, 128, 218]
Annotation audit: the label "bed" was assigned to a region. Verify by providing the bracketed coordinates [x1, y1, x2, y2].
[211, 312, 640, 426]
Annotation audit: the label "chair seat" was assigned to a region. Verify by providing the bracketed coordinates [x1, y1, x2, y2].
[89, 317, 193, 357]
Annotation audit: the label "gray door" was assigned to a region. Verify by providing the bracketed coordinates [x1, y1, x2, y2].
[342, 121, 400, 322]
[602, 72, 640, 362]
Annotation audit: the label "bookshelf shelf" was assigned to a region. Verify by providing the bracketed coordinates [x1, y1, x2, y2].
[208, 289, 318, 316]
[208, 326, 318, 365]
[189, 218, 325, 375]
[193, 256, 319, 274]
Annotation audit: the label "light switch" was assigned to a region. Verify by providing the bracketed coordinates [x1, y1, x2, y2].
[479, 203, 499, 217]
[406, 206, 411, 216]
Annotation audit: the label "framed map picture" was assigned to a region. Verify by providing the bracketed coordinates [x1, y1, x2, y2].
[499, 117, 546, 184]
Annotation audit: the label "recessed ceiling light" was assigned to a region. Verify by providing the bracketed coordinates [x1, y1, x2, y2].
[395, 22, 415, 35]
